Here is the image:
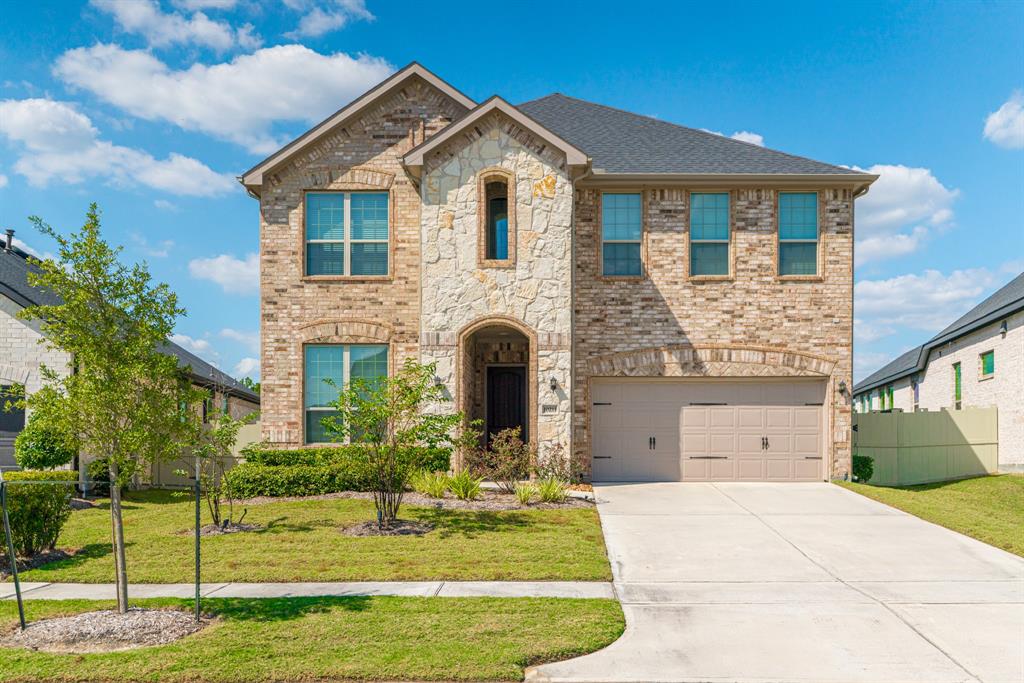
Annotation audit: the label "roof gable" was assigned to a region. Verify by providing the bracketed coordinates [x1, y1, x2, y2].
[518, 93, 874, 186]
[403, 96, 589, 176]
[241, 62, 475, 193]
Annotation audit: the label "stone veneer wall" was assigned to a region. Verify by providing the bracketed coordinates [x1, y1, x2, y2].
[419, 112, 574, 459]
[573, 187, 855, 478]
[258, 76, 468, 446]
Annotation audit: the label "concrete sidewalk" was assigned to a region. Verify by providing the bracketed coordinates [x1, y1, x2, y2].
[1, 580, 614, 600]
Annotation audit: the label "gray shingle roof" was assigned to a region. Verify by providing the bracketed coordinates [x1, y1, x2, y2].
[854, 271, 1024, 395]
[0, 244, 259, 404]
[517, 93, 865, 176]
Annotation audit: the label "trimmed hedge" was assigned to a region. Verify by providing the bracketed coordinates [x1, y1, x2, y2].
[852, 455, 874, 483]
[1, 469, 75, 557]
[243, 445, 450, 473]
[225, 446, 451, 498]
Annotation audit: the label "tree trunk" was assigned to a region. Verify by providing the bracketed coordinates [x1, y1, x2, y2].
[108, 461, 129, 614]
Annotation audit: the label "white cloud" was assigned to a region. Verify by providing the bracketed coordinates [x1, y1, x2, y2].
[854, 350, 896, 383]
[983, 91, 1024, 150]
[284, 0, 374, 39]
[0, 98, 235, 196]
[220, 327, 259, 353]
[130, 232, 174, 257]
[91, 0, 260, 51]
[154, 199, 180, 212]
[233, 357, 260, 378]
[701, 128, 766, 146]
[0, 174, 7, 189]
[852, 164, 958, 264]
[171, 332, 215, 357]
[55, 43, 393, 153]
[853, 318, 894, 344]
[855, 268, 995, 333]
[188, 252, 258, 294]
[855, 226, 928, 267]
[173, 0, 238, 9]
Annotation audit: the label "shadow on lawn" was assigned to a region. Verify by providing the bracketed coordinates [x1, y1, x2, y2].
[207, 596, 372, 621]
[412, 509, 532, 539]
[16, 542, 112, 576]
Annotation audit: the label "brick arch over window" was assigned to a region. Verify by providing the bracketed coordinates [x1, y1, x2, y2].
[476, 166, 517, 268]
[585, 344, 837, 378]
[298, 318, 394, 345]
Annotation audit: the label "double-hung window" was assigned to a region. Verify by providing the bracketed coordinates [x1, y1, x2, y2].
[304, 344, 388, 444]
[778, 192, 819, 276]
[305, 192, 389, 276]
[690, 193, 730, 276]
[601, 193, 642, 276]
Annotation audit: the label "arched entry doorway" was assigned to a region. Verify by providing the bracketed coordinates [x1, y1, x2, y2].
[457, 317, 537, 449]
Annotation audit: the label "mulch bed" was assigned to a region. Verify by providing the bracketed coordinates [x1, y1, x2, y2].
[174, 521, 262, 537]
[340, 519, 434, 537]
[0, 607, 208, 653]
[240, 489, 593, 511]
[0, 549, 75, 580]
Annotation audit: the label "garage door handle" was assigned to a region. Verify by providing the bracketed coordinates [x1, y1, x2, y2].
[593, 456, 612, 459]
[689, 456, 727, 459]
[804, 456, 822, 460]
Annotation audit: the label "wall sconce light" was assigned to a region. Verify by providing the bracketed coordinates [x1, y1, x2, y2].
[837, 380, 848, 395]
[434, 375, 443, 387]
[549, 376, 558, 392]
[1000, 320, 1008, 337]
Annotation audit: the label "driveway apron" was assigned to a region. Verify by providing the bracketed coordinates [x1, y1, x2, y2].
[527, 482, 1024, 683]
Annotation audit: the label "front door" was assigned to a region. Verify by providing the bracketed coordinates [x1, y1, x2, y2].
[486, 365, 527, 444]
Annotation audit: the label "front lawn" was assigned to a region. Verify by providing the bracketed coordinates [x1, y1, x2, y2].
[839, 474, 1024, 556]
[15, 490, 611, 583]
[0, 596, 624, 682]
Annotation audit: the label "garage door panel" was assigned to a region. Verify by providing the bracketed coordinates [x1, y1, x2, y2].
[591, 379, 825, 482]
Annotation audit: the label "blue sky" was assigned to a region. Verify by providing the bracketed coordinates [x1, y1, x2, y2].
[1, 0, 1021, 382]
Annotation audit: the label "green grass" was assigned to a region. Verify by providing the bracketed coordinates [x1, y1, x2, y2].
[15, 490, 611, 583]
[839, 474, 1024, 556]
[0, 597, 625, 682]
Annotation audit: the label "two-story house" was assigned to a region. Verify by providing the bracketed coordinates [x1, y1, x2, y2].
[242, 63, 876, 482]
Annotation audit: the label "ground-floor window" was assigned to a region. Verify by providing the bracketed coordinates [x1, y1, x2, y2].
[304, 344, 388, 444]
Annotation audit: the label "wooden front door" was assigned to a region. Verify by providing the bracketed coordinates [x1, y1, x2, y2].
[486, 365, 527, 444]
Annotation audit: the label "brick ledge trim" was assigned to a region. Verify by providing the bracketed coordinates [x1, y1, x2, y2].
[298, 318, 394, 344]
[586, 344, 838, 377]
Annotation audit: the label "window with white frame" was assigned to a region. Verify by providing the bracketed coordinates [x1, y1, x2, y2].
[305, 192, 388, 276]
[304, 344, 387, 444]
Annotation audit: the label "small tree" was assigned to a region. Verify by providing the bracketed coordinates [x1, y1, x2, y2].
[324, 359, 462, 528]
[19, 204, 203, 613]
[465, 427, 532, 493]
[177, 408, 257, 528]
[13, 388, 78, 470]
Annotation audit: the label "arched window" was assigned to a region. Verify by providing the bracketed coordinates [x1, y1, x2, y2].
[485, 180, 509, 260]
[477, 168, 516, 267]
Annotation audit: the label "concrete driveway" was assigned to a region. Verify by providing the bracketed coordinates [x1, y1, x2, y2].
[527, 483, 1024, 683]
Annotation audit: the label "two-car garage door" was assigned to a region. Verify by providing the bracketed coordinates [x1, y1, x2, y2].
[591, 379, 826, 482]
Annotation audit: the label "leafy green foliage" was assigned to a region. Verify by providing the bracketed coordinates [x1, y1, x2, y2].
[465, 427, 532, 494]
[244, 445, 450, 472]
[13, 408, 77, 470]
[176, 410, 257, 527]
[410, 470, 450, 498]
[239, 377, 260, 394]
[537, 478, 568, 504]
[322, 359, 464, 528]
[448, 469, 483, 501]
[1, 472, 73, 557]
[514, 482, 537, 505]
[852, 455, 874, 483]
[224, 462, 369, 498]
[18, 204, 205, 611]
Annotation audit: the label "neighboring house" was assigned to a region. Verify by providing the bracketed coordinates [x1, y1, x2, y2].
[0, 231, 260, 471]
[242, 63, 877, 482]
[854, 271, 1024, 471]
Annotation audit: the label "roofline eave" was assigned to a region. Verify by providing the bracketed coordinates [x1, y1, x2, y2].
[576, 172, 878, 191]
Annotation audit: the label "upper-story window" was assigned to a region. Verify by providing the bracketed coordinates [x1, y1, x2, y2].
[980, 350, 995, 379]
[602, 192, 642, 276]
[952, 361, 962, 409]
[485, 180, 509, 260]
[305, 192, 389, 277]
[690, 193, 730, 276]
[304, 344, 388, 444]
[778, 192, 818, 276]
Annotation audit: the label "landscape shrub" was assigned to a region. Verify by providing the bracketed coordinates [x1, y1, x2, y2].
[852, 455, 874, 483]
[410, 470, 449, 498]
[223, 462, 370, 498]
[244, 445, 450, 473]
[13, 415, 77, 470]
[533, 442, 586, 484]
[1, 470, 74, 557]
[448, 469, 483, 501]
[514, 482, 537, 505]
[464, 427, 532, 493]
[537, 477, 568, 504]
